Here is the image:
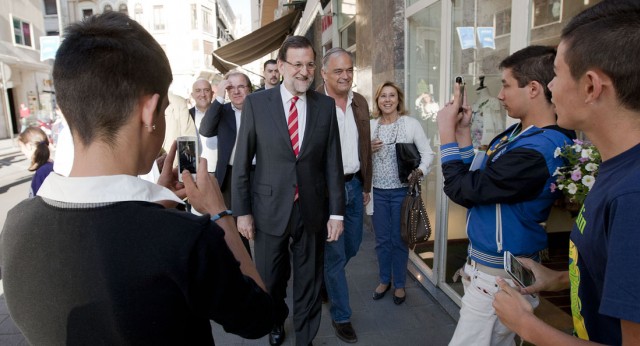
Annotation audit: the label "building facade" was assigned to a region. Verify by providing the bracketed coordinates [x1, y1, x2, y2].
[0, 0, 54, 139]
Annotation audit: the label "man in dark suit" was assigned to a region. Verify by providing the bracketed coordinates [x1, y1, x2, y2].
[254, 59, 280, 92]
[316, 47, 372, 343]
[233, 36, 345, 346]
[199, 71, 252, 255]
[198, 71, 252, 205]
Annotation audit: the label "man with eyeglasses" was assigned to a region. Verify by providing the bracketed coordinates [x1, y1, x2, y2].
[233, 35, 345, 346]
[200, 71, 253, 255]
[315, 47, 371, 344]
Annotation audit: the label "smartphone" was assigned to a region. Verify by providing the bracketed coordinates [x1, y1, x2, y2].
[455, 76, 465, 112]
[503, 251, 536, 288]
[177, 136, 198, 182]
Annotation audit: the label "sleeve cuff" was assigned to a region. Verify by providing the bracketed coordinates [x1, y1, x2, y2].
[329, 215, 344, 221]
[460, 145, 475, 164]
[440, 142, 462, 164]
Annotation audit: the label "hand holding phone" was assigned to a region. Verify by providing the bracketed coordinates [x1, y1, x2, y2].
[504, 251, 536, 295]
[455, 76, 465, 113]
[177, 136, 198, 182]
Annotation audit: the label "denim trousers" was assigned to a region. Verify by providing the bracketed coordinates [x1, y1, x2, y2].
[372, 187, 409, 288]
[324, 176, 364, 323]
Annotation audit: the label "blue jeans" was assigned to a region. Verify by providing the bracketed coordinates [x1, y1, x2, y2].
[324, 176, 364, 323]
[372, 187, 409, 289]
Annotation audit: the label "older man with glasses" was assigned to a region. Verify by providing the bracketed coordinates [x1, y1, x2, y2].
[199, 71, 253, 255]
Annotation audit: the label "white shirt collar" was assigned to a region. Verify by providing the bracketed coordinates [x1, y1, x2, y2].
[37, 173, 184, 205]
[280, 84, 306, 105]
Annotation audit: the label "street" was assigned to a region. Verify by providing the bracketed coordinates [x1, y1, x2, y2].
[0, 139, 31, 345]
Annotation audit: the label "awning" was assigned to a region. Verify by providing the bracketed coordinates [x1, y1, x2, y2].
[211, 11, 302, 74]
[0, 41, 51, 71]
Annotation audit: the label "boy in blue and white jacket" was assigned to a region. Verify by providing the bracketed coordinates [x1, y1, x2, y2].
[438, 46, 575, 346]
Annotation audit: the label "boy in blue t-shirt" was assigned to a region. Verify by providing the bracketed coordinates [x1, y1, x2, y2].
[491, 1, 640, 345]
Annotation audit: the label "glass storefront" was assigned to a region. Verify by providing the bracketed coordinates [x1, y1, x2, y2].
[404, 0, 602, 311]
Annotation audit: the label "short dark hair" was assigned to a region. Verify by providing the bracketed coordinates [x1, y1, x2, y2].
[373, 81, 408, 118]
[224, 71, 253, 93]
[562, 0, 640, 112]
[263, 59, 277, 70]
[277, 35, 316, 62]
[53, 11, 172, 147]
[321, 47, 353, 70]
[499, 45, 556, 104]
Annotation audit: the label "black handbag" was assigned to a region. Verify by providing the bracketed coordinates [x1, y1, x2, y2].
[395, 143, 420, 183]
[400, 170, 432, 249]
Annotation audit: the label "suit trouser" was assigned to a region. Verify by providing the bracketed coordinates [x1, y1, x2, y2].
[220, 165, 252, 257]
[254, 202, 325, 346]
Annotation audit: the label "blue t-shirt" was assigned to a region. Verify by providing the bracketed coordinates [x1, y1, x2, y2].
[29, 161, 54, 198]
[569, 143, 640, 345]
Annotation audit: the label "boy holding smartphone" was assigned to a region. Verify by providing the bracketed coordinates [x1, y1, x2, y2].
[493, 1, 640, 345]
[437, 46, 575, 346]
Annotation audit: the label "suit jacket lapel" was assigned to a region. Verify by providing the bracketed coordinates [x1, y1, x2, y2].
[299, 91, 319, 159]
[267, 88, 294, 156]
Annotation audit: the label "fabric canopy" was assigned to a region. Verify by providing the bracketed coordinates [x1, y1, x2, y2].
[211, 11, 301, 74]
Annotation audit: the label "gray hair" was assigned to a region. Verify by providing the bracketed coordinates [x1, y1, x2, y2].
[321, 47, 353, 70]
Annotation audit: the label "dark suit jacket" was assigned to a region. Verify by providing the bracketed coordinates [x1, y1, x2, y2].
[198, 100, 236, 186]
[189, 107, 196, 121]
[232, 87, 345, 235]
[316, 84, 373, 193]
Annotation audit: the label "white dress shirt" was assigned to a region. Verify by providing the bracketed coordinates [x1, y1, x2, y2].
[194, 107, 218, 172]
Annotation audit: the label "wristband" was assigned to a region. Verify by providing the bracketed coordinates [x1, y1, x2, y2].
[211, 209, 232, 221]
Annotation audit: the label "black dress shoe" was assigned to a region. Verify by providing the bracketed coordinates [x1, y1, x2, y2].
[372, 284, 391, 300]
[393, 291, 406, 305]
[332, 321, 357, 343]
[269, 324, 285, 346]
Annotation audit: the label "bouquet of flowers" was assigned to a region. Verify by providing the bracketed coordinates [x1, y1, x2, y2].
[550, 139, 601, 206]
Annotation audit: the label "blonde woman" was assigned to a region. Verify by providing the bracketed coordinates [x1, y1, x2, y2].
[370, 81, 434, 305]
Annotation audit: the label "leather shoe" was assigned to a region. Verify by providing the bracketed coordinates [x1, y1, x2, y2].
[332, 320, 357, 343]
[372, 284, 391, 300]
[269, 324, 285, 346]
[393, 289, 406, 305]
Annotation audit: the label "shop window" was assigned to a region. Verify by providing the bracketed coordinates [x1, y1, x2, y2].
[406, 1, 442, 282]
[340, 21, 356, 50]
[532, 0, 562, 27]
[494, 8, 511, 37]
[12, 17, 32, 47]
[153, 5, 165, 31]
[337, 0, 355, 27]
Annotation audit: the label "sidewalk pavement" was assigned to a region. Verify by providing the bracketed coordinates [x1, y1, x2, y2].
[0, 151, 456, 345]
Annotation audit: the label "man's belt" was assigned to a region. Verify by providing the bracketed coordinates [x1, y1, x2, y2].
[344, 171, 360, 182]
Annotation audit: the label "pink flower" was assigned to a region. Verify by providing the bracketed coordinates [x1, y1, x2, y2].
[550, 183, 557, 192]
[571, 169, 582, 181]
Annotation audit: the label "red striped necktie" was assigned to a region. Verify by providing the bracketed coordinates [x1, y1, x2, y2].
[288, 96, 299, 200]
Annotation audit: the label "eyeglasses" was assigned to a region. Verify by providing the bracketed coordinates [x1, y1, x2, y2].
[284, 60, 317, 72]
